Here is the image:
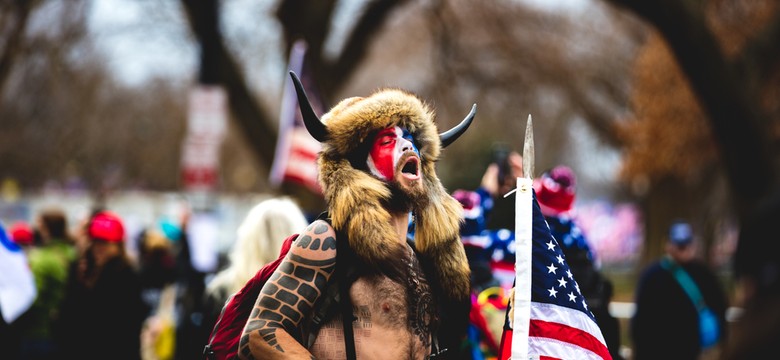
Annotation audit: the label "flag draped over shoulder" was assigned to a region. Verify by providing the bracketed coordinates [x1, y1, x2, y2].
[269, 40, 323, 195]
[0, 224, 36, 323]
[499, 192, 611, 360]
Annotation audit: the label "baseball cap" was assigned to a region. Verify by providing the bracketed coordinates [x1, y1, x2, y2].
[9, 222, 34, 245]
[88, 211, 125, 243]
[669, 221, 693, 246]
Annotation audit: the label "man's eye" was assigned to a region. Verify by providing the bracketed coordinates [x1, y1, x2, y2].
[380, 137, 393, 146]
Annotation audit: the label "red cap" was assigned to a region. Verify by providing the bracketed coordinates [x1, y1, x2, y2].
[88, 211, 125, 243]
[10, 222, 34, 245]
[533, 166, 576, 216]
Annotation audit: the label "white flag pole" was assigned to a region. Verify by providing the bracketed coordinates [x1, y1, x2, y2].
[511, 115, 535, 360]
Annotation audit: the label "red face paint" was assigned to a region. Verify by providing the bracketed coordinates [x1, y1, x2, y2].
[367, 126, 418, 180]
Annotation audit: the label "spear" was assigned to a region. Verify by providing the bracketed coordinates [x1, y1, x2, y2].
[522, 114, 534, 181]
[508, 115, 535, 359]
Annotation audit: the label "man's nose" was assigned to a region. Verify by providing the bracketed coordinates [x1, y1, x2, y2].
[400, 138, 413, 152]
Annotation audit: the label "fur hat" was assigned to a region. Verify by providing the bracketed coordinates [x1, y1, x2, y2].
[291, 72, 474, 300]
[533, 165, 576, 216]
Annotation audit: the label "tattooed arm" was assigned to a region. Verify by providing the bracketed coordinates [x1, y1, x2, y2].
[238, 220, 338, 360]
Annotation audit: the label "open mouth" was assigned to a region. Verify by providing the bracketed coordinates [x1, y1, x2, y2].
[400, 156, 420, 180]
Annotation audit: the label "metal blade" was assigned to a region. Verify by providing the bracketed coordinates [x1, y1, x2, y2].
[522, 114, 534, 179]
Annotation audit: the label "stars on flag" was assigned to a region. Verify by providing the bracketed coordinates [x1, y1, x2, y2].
[547, 263, 558, 274]
[537, 229, 594, 319]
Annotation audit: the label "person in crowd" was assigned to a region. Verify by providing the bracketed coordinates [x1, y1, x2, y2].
[478, 150, 524, 287]
[454, 188, 501, 294]
[450, 151, 522, 359]
[57, 210, 146, 360]
[204, 197, 308, 320]
[136, 225, 179, 360]
[165, 207, 215, 360]
[237, 73, 475, 359]
[450, 191, 499, 360]
[631, 220, 729, 360]
[484, 147, 525, 231]
[14, 208, 77, 359]
[137, 226, 178, 317]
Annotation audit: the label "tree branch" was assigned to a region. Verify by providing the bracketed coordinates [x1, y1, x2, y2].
[737, 9, 780, 89]
[0, 0, 33, 102]
[326, 0, 407, 93]
[275, 0, 336, 71]
[181, 0, 276, 170]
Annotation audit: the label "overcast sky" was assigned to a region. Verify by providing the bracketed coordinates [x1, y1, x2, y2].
[86, 0, 591, 87]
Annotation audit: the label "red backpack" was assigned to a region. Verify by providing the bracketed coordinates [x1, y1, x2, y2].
[202, 233, 298, 360]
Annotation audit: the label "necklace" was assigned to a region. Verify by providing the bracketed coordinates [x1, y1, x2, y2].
[405, 242, 435, 353]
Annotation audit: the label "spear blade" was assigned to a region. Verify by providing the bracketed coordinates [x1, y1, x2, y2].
[522, 114, 534, 180]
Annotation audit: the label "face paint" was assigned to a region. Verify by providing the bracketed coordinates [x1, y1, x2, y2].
[367, 126, 420, 180]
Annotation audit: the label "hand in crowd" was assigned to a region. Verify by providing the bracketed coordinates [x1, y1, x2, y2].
[481, 151, 523, 198]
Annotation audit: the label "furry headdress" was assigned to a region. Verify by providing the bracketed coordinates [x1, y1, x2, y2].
[291, 72, 475, 301]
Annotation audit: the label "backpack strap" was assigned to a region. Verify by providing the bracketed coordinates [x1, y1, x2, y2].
[338, 237, 357, 360]
[660, 256, 708, 312]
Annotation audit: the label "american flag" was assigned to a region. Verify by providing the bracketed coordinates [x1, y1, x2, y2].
[269, 40, 323, 195]
[0, 223, 36, 323]
[498, 191, 611, 360]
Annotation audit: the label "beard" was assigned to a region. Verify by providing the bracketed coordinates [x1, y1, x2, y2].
[386, 175, 428, 213]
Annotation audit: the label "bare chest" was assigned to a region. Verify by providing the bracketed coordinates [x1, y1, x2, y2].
[310, 261, 436, 359]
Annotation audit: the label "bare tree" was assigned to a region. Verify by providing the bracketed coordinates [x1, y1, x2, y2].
[0, 0, 188, 194]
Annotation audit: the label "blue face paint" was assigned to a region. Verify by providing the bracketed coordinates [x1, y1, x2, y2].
[401, 128, 421, 157]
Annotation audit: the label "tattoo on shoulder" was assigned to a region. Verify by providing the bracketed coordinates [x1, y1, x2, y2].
[295, 234, 337, 252]
[296, 222, 336, 252]
[239, 226, 338, 356]
[312, 222, 329, 234]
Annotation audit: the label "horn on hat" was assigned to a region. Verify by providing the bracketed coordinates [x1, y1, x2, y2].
[289, 71, 328, 142]
[440, 104, 476, 148]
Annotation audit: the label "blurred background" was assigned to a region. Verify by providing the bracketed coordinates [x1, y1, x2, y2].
[1, 0, 779, 357]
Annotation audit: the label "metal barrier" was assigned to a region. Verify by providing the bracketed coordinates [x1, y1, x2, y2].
[609, 302, 744, 322]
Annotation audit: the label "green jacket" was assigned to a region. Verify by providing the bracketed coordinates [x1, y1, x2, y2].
[18, 240, 76, 340]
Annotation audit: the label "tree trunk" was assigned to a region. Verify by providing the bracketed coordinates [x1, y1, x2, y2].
[638, 177, 695, 270]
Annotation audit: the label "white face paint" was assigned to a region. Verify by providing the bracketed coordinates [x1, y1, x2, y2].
[366, 126, 419, 180]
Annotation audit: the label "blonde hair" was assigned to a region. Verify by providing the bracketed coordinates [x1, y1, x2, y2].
[207, 197, 308, 297]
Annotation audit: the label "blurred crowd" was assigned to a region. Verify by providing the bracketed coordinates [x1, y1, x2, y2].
[448, 153, 626, 360]
[0, 206, 184, 360]
[0, 196, 308, 360]
[0, 155, 732, 360]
